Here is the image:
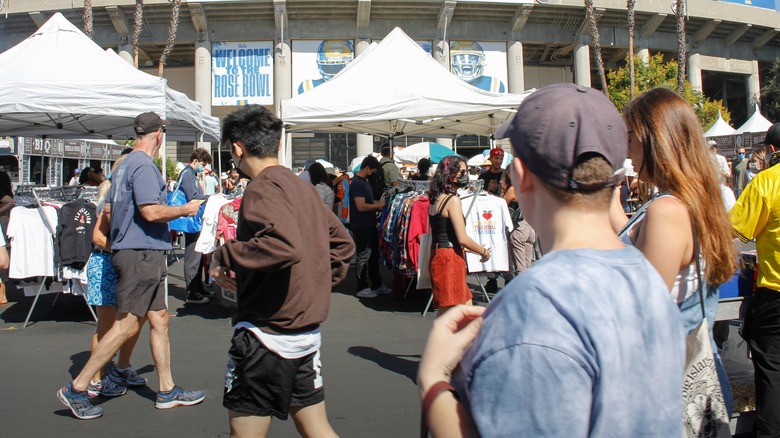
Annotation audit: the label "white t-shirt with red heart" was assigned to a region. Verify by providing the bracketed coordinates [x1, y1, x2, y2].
[461, 194, 513, 273]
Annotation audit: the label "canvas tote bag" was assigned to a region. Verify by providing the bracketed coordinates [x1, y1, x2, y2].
[416, 217, 432, 289]
[682, 224, 730, 438]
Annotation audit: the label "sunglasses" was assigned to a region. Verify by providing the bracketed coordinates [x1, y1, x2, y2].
[456, 169, 467, 177]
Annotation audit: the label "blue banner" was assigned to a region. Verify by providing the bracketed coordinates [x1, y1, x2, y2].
[212, 41, 274, 106]
[718, 0, 776, 10]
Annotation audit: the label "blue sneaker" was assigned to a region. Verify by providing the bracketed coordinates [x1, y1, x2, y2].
[108, 366, 146, 387]
[87, 377, 127, 398]
[57, 383, 104, 420]
[155, 385, 205, 410]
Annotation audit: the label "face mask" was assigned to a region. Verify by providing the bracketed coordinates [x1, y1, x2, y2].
[195, 164, 205, 173]
[738, 153, 745, 160]
[455, 173, 469, 187]
[231, 154, 250, 180]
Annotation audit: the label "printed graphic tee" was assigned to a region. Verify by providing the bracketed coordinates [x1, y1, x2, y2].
[461, 195, 513, 272]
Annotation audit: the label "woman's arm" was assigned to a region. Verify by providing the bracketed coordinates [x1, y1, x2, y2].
[634, 196, 693, 291]
[0, 195, 15, 217]
[609, 187, 630, 233]
[92, 208, 111, 252]
[445, 196, 490, 261]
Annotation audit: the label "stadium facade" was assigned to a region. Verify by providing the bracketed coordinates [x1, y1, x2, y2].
[1, 0, 778, 173]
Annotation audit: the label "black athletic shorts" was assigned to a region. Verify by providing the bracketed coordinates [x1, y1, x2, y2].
[112, 249, 167, 317]
[223, 328, 325, 420]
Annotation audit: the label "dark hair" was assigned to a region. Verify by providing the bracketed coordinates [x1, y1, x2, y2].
[82, 169, 103, 187]
[221, 105, 283, 159]
[93, 166, 104, 176]
[78, 167, 92, 185]
[361, 155, 380, 170]
[417, 158, 431, 176]
[381, 144, 392, 156]
[428, 155, 465, 202]
[121, 147, 133, 156]
[190, 148, 213, 164]
[0, 171, 12, 199]
[309, 162, 329, 186]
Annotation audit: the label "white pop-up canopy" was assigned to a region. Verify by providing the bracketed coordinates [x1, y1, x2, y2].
[703, 111, 737, 138]
[0, 13, 220, 142]
[280, 27, 532, 137]
[736, 104, 773, 134]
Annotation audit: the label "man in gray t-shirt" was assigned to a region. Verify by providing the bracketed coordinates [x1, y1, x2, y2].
[57, 112, 205, 420]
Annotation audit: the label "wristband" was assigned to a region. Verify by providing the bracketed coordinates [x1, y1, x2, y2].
[420, 381, 459, 437]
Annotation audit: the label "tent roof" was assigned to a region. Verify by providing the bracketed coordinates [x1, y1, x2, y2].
[0, 13, 219, 142]
[703, 112, 737, 137]
[736, 104, 773, 134]
[280, 27, 531, 137]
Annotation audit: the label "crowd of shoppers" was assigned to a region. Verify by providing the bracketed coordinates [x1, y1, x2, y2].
[0, 80, 769, 437]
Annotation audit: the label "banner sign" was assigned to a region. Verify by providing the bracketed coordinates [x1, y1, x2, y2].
[212, 41, 274, 106]
[0, 137, 16, 155]
[717, 0, 776, 9]
[63, 140, 81, 159]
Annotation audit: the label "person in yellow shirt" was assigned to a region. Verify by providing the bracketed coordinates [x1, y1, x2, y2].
[730, 122, 780, 438]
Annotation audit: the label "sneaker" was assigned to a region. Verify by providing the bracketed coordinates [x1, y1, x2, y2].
[356, 288, 378, 298]
[186, 291, 210, 304]
[87, 377, 127, 398]
[57, 383, 104, 420]
[155, 385, 206, 410]
[108, 366, 147, 387]
[373, 284, 393, 295]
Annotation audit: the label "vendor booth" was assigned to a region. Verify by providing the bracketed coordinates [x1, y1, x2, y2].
[280, 27, 532, 140]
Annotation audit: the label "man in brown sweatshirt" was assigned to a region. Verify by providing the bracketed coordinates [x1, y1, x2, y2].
[210, 105, 355, 437]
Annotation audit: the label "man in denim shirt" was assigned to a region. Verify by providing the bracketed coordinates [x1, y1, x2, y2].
[418, 85, 686, 436]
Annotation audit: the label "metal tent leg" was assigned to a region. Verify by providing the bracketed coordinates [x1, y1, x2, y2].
[23, 282, 46, 328]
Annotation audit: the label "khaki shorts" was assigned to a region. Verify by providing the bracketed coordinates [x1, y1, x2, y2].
[112, 249, 167, 316]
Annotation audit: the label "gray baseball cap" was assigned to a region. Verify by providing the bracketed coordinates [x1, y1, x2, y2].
[495, 83, 627, 191]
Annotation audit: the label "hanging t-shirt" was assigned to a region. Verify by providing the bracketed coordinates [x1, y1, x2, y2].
[462, 195, 513, 273]
[195, 194, 232, 254]
[7, 206, 59, 278]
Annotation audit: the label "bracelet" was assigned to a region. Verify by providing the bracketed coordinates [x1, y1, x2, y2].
[421, 381, 459, 436]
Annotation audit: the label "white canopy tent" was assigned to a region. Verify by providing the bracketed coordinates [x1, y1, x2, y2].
[0, 13, 219, 143]
[703, 112, 737, 137]
[280, 27, 532, 137]
[736, 104, 773, 134]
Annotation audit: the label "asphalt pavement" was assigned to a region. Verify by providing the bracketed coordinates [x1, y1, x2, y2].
[0, 251, 494, 437]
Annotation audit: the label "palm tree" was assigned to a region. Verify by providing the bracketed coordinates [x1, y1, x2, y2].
[84, 0, 93, 39]
[132, 0, 144, 68]
[585, 0, 609, 97]
[675, 0, 687, 93]
[627, 0, 636, 100]
[159, 0, 182, 76]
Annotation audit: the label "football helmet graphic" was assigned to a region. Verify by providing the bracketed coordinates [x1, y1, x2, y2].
[450, 41, 485, 83]
[316, 40, 354, 81]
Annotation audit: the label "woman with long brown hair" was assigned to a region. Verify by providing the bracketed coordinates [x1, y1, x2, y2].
[612, 87, 737, 414]
[428, 155, 490, 316]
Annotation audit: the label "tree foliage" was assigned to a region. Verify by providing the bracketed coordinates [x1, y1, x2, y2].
[153, 156, 178, 179]
[761, 58, 780, 123]
[607, 53, 730, 129]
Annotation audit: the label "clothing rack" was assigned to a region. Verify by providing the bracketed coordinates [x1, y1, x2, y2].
[396, 179, 431, 192]
[392, 179, 492, 316]
[22, 186, 98, 328]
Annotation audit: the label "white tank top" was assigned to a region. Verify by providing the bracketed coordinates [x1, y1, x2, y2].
[619, 194, 700, 303]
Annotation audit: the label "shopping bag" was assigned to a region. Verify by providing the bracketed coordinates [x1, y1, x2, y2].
[417, 233, 432, 289]
[682, 317, 731, 438]
[167, 174, 204, 233]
